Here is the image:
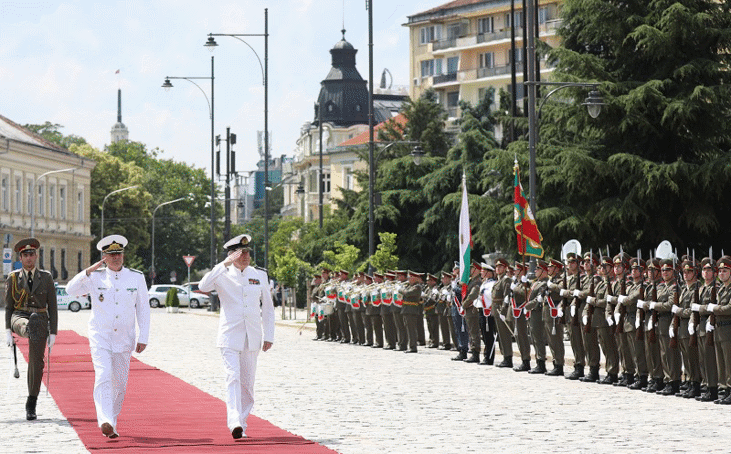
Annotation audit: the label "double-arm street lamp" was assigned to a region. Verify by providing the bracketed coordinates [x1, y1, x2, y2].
[31, 167, 80, 237]
[368, 141, 424, 273]
[205, 7, 270, 270]
[161, 56, 216, 270]
[101, 185, 138, 241]
[151, 195, 191, 284]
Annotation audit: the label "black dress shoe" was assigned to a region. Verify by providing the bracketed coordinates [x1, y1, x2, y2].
[697, 387, 718, 402]
[365, 343, 374, 347]
[629, 376, 647, 390]
[372, 344, 383, 348]
[513, 360, 531, 372]
[659, 380, 680, 396]
[427, 344, 439, 348]
[398, 347, 408, 351]
[580, 366, 600, 383]
[545, 365, 564, 376]
[439, 345, 452, 350]
[565, 365, 584, 380]
[25, 396, 37, 421]
[464, 354, 480, 363]
[340, 339, 350, 344]
[232, 426, 244, 439]
[383, 345, 396, 350]
[528, 360, 547, 374]
[599, 373, 618, 385]
[495, 358, 513, 368]
[479, 357, 493, 366]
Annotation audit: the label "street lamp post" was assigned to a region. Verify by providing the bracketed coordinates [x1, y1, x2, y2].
[367, 141, 424, 273]
[31, 167, 80, 237]
[101, 185, 138, 241]
[151, 195, 190, 284]
[205, 7, 269, 270]
[162, 55, 216, 270]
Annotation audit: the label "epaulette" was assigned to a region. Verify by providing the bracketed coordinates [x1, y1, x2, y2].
[255, 266, 268, 274]
[37, 269, 52, 276]
[129, 268, 144, 275]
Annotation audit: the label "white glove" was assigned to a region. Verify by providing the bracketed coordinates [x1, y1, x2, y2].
[547, 282, 557, 290]
[504, 296, 510, 305]
[499, 314, 506, 322]
[582, 315, 589, 326]
[707, 320, 715, 332]
[586, 296, 595, 305]
[48, 334, 56, 349]
[560, 289, 571, 298]
[570, 305, 576, 317]
[618, 295, 627, 305]
[707, 303, 717, 313]
[510, 282, 518, 291]
[606, 316, 614, 326]
[647, 318, 653, 330]
[688, 322, 696, 336]
[521, 275, 528, 283]
[607, 295, 616, 304]
[649, 302, 656, 310]
[637, 300, 647, 309]
[573, 289, 581, 298]
[671, 305, 681, 315]
[536, 294, 544, 303]
[5, 329, 13, 347]
[635, 317, 641, 329]
[669, 325, 675, 338]
[614, 312, 621, 324]
[556, 308, 564, 318]
[691, 303, 701, 312]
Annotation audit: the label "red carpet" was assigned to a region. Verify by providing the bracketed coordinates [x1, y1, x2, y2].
[17, 330, 339, 453]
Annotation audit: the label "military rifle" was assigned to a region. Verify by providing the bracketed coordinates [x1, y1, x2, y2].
[615, 257, 627, 335]
[670, 255, 680, 349]
[559, 267, 568, 326]
[571, 263, 582, 327]
[707, 247, 716, 348]
[583, 250, 596, 334]
[649, 251, 658, 344]
[690, 250, 699, 347]
[636, 249, 645, 341]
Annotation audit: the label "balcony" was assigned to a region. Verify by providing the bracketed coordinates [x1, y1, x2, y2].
[433, 72, 458, 85]
[477, 62, 524, 79]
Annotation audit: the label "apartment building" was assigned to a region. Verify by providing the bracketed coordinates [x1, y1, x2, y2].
[405, 0, 562, 126]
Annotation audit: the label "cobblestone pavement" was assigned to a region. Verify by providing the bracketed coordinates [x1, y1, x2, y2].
[2, 307, 730, 454]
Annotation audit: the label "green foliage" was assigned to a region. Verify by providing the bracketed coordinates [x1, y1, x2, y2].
[23, 122, 87, 148]
[369, 232, 399, 272]
[165, 288, 180, 307]
[322, 241, 360, 273]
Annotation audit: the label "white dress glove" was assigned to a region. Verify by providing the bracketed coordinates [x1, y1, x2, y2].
[573, 289, 581, 298]
[669, 325, 675, 338]
[647, 317, 653, 330]
[635, 317, 641, 329]
[637, 300, 647, 310]
[556, 308, 564, 318]
[649, 302, 656, 310]
[560, 289, 570, 298]
[671, 305, 681, 315]
[607, 295, 616, 304]
[606, 316, 614, 326]
[586, 296, 595, 305]
[48, 334, 56, 348]
[688, 322, 695, 336]
[547, 282, 557, 290]
[691, 303, 701, 312]
[582, 315, 589, 326]
[504, 296, 511, 305]
[499, 314, 506, 322]
[5, 329, 13, 347]
[570, 305, 576, 317]
[521, 275, 528, 283]
[617, 295, 627, 305]
[510, 282, 518, 291]
[707, 303, 717, 313]
[614, 312, 621, 324]
[536, 294, 544, 303]
[706, 320, 715, 332]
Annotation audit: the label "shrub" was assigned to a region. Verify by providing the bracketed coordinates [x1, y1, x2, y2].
[165, 288, 180, 307]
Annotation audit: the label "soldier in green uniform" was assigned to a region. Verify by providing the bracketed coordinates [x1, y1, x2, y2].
[478, 264, 497, 365]
[574, 252, 601, 382]
[380, 272, 397, 350]
[636, 258, 665, 392]
[424, 273, 440, 348]
[583, 255, 619, 383]
[492, 258, 514, 368]
[621, 258, 649, 390]
[544, 258, 566, 376]
[393, 270, 409, 351]
[704, 256, 731, 404]
[648, 259, 682, 395]
[509, 262, 531, 372]
[606, 252, 635, 387]
[462, 262, 483, 363]
[335, 270, 351, 343]
[400, 271, 424, 353]
[523, 260, 550, 374]
[5, 238, 58, 420]
[556, 252, 585, 380]
[693, 257, 719, 401]
[320, 267, 340, 342]
[310, 274, 324, 340]
[438, 271, 455, 351]
[351, 272, 366, 345]
[674, 259, 702, 398]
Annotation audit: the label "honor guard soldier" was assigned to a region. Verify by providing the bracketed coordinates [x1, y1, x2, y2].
[706, 256, 731, 404]
[462, 262, 483, 363]
[393, 270, 409, 351]
[335, 270, 352, 344]
[424, 273, 441, 348]
[438, 271, 455, 351]
[693, 257, 719, 401]
[509, 262, 532, 372]
[478, 264, 497, 365]
[636, 257, 665, 393]
[362, 273, 378, 347]
[5, 238, 58, 420]
[401, 271, 424, 353]
[607, 252, 636, 387]
[66, 235, 151, 438]
[583, 255, 619, 383]
[491, 258, 514, 368]
[557, 252, 586, 380]
[623, 257, 650, 390]
[574, 252, 601, 382]
[523, 260, 550, 374]
[380, 272, 397, 350]
[450, 263, 469, 361]
[368, 273, 385, 348]
[544, 259, 566, 376]
[310, 274, 323, 340]
[675, 259, 702, 398]
[648, 258, 682, 395]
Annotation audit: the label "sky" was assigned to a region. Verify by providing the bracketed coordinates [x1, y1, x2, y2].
[0, 0, 444, 178]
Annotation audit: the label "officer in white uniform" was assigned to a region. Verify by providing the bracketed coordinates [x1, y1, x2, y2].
[66, 234, 150, 439]
[199, 234, 275, 440]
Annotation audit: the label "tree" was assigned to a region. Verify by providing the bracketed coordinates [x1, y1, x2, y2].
[23, 122, 87, 148]
[369, 232, 399, 272]
[322, 241, 361, 273]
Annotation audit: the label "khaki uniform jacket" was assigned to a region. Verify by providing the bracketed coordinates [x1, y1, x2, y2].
[709, 282, 731, 342]
[523, 277, 548, 312]
[677, 281, 700, 340]
[423, 284, 439, 316]
[4, 268, 58, 334]
[698, 281, 717, 336]
[491, 275, 512, 314]
[654, 279, 679, 333]
[401, 283, 423, 315]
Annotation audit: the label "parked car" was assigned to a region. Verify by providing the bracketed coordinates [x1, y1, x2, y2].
[148, 284, 210, 308]
[55, 285, 91, 312]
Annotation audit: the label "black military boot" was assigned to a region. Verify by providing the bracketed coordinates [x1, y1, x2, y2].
[629, 375, 648, 390]
[679, 380, 690, 391]
[26, 395, 37, 421]
[513, 359, 531, 372]
[495, 357, 513, 368]
[451, 351, 467, 361]
[580, 365, 600, 382]
[616, 374, 634, 387]
[545, 363, 564, 376]
[697, 386, 718, 402]
[684, 381, 701, 399]
[714, 388, 729, 404]
[528, 360, 547, 374]
[565, 365, 584, 380]
[599, 373, 619, 385]
[659, 380, 680, 396]
[464, 352, 480, 363]
[613, 373, 628, 387]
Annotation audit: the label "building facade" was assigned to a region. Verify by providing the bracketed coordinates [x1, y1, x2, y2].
[405, 0, 562, 129]
[0, 115, 96, 297]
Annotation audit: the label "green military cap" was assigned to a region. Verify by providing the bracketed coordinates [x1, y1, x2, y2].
[701, 257, 715, 270]
[583, 252, 599, 267]
[548, 258, 564, 270]
[659, 259, 674, 270]
[565, 252, 578, 264]
[681, 259, 698, 272]
[716, 256, 731, 270]
[646, 258, 661, 269]
[536, 259, 549, 271]
[629, 258, 645, 269]
[15, 237, 40, 254]
[613, 252, 630, 267]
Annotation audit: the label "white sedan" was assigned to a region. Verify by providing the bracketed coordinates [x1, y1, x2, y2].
[55, 285, 91, 312]
[148, 284, 210, 308]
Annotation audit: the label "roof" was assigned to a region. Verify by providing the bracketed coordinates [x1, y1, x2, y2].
[414, 0, 486, 16]
[0, 114, 69, 152]
[337, 113, 407, 147]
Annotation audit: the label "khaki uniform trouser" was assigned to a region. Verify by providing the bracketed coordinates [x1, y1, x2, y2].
[597, 326, 619, 375]
[617, 331, 636, 375]
[679, 336, 701, 382]
[494, 305, 514, 361]
[658, 333, 682, 382]
[628, 330, 648, 376]
[11, 312, 49, 397]
[370, 313, 383, 346]
[645, 335, 663, 379]
[699, 332, 718, 387]
[426, 313, 439, 346]
[582, 325, 600, 368]
[381, 307, 397, 348]
[529, 310, 546, 362]
[447, 314, 458, 348]
[568, 322, 586, 367]
[543, 309, 564, 366]
[392, 311, 407, 349]
[465, 310, 481, 354]
[513, 312, 530, 362]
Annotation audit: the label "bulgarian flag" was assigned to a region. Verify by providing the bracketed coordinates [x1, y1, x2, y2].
[513, 160, 544, 258]
[458, 171, 472, 301]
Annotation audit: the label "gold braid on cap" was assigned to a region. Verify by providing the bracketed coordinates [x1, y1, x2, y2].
[104, 242, 124, 252]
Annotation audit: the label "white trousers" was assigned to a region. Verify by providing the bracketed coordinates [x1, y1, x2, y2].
[90, 346, 132, 429]
[220, 336, 259, 433]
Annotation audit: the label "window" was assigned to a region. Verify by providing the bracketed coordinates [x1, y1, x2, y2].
[447, 57, 459, 75]
[447, 92, 460, 108]
[39, 248, 44, 270]
[50, 248, 57, 279]
[77, 190, 84, 221]
[419, 25, 440, 44]
[420, 59, 442, 77]
[1, 175, 7, 212]
[505, 11, 524, 28]
[538, 6, 552, 24]
[478, 17, 494, 34]
[322, 172, 331, 194]
[446, 23, 465, 40]
[61, 249, 67, 280]
[38, 183, 44, 216]
[60, 186, 67, 220]
[15, 177, 21, 213]
[343, 167, 354, 190]
[480, 52, 495, 68]
[49, 183, 56, 219]
[27, 180, 32, 214]
[78, 250, 83, 272]
[507, 47, 524, 63]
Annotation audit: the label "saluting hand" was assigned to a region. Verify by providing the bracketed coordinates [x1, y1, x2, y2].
[223, 250, 242, 267]
[86, 259, 106, 276]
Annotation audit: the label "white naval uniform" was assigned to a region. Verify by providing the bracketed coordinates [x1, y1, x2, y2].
[66, 266, 150, 430]
[199, 262, 275, 433]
